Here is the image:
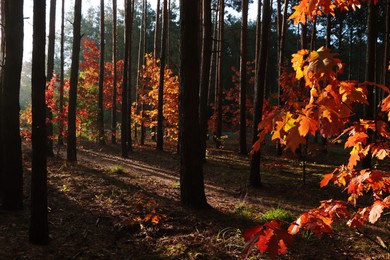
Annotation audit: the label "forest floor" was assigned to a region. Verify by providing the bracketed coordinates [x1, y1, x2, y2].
[0, 138, 389, 259]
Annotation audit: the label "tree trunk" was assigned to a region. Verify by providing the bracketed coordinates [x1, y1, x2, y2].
[310, 16, 317, 51]
[383, 0, 390, 89]
[199, 0, 212, 162]
[249, 0, 271, 188]
[157, 0, 168, 151]
[111, 0, 117, 144]
[46, 0, 56, 157]
[154, 0, 160, 58]
[207, 3, 218, 109]
[1, 0, 24, 210]
[58, 0, 65, 146]
[179, 0, 209, 209]
[121, 0, 132, 158]
[67, 0, 82, 163]
[214, 0, 224, 148]
[255, 0, 261, 68]
[30, 0, 48, 244]
[239, 0, 248, 155]
[98, 0, 105, 145]
[127, 0, 134, 152]
[362, 1, 377, 170]
[0, 0, 5, 199]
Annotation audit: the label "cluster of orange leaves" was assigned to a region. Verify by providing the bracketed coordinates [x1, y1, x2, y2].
[244, 45, 389, 258]
[134, 53, 179, 141]
[289, 0, 376, 25]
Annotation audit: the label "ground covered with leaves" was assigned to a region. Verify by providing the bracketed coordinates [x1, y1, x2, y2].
[1, 140, 389, 259]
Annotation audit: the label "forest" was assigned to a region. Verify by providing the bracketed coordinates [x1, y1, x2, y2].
[0, 0, 389, 259]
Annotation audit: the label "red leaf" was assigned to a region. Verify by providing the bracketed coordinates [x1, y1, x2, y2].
[320, 173, 334, 188]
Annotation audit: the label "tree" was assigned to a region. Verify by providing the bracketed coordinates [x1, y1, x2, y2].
[239, 0, 248, 155]
[249, 0, 271, 188]
[1, 0, 24, 210]
[157, 0, 168, 151]
[154, 0, 160, 58]
[98, 0, 105, 145]
[111, 0, 118, 144]
[214, 0, 224, 148]
[199, 0, 212, 161]
[0, 0, 4, 199]
[179, 0, 209, 209]
[58, 0, 65, 146]
[121, 0, 133, 158]
[67, 0, 82, 163]
[46, 0, 56, 157]
[30, 0, 49, 244]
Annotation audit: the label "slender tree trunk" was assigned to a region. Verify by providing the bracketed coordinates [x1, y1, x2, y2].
[1, 0, 24, 210]
[98, 0, 105, 145]
[121, 0, 132, 158]
[167, 0, 171, 67]
[383, 0, 390, 88]
[67, 0, 82, 163]
[179, 0, 209, 209]
[30, 0, 48, 244]
[58, 0, 65, 146]
[208, 3, 218, 108]
[349, 25, 353, 81]
[255, 0, 261, 68]
[111, 0, 117, 144]
[199, 0, 212, 162]
[214, 0, 224, 148]
[249, 0, 271, 188]
[154, 0, 160, 58]
[239, 0, 248, 155]
[46, 0, 56, 157]
[127, 0, 134, 152]
[157, 0, 168, 151]
[0, 0, 5, 199]
[362, 1, 377, 170]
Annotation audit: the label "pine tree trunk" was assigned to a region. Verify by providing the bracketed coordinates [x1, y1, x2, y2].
[67, 0, 82, 163]
[0, 0, 4, 199]
[214, 0, 224, 148]
[121, 0, 132, 158]
[1, 0, 24, 210]
[179, 0, 209, 209]
[249, 0, 271, 188]
[58, 0, 65, 146]
[46, 0, 56, 157]
[239, 0, 248, 155]
[111, 0, 117, 144]
[154, 0, 160, 58]
[98, 0, 105, 145]
[199, 0, 212, 162]
[157, 0, 168, 151]
[362, 1, 377, 170]
[127, 0, 134, 152]
[30, 0, 48, 244]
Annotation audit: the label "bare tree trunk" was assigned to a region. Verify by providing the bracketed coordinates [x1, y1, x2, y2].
[1, 0, 24, 209]
[249, 0, 271, 188]
[199, 0, 212, 161]
[67, 0, 82, 163]
[58, 0, 65, 146]
[111, 0, 117, 144]
[383, 0, 390, 89]
[30, 0, 48, 244]
[121, 0, 133, 157]
[154, 0, 160, 58]
[0, 0, 5, 199]
[362, 1, 377, 170]
[46, 0, 56, 157]
[208, 2, 218, 108]
[214, 0, 224, 148]
[239, 0, 248, 155]
[98, 0, 105, 145]
[127, 0, 134, 152]
[179, 0, 209, 209]
[157, 0, 168, 151]
[310, 16, 317, 51]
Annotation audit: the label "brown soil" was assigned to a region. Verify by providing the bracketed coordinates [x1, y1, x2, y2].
[1, 140, 389, 259]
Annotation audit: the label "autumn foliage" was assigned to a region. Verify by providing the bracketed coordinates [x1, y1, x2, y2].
[134, 53, 179, 141]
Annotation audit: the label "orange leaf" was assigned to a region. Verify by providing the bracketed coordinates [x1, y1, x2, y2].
[320, 173, 334, 188]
